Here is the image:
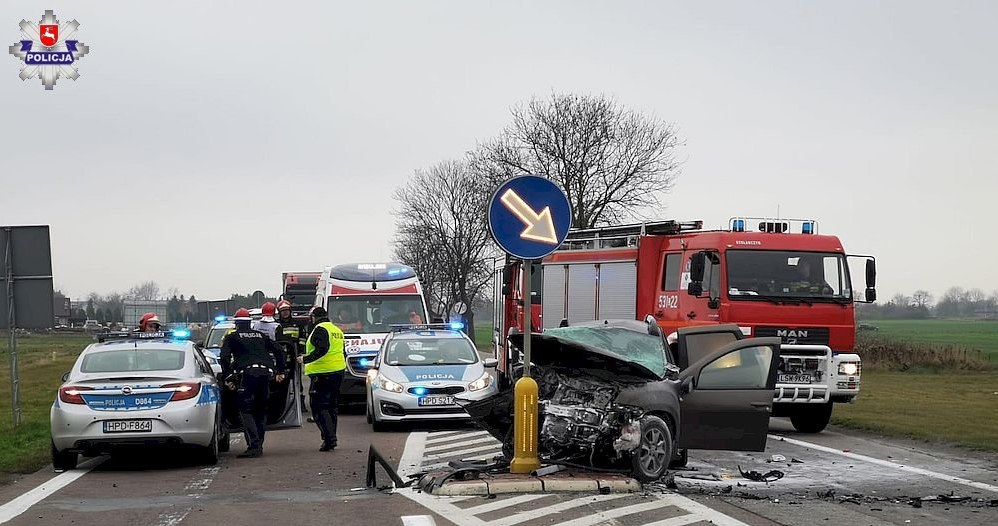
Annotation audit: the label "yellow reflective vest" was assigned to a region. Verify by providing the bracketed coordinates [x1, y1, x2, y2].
[304, 321, 346, 375]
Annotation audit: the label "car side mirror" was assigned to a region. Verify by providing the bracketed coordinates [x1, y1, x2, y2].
[680, 376, 694, 395]
[483, 358, 499, 368]
[61, 371, 70, 382]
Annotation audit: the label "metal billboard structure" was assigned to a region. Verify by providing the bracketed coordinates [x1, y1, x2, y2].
[0, 225, 55, 426]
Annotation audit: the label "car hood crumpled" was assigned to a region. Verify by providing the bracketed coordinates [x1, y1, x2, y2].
[507, 332, 661, 382]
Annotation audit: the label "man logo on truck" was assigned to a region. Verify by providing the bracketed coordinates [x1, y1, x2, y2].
[777, 329, 808, 344]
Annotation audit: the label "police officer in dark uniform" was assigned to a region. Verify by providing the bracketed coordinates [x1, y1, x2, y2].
[220, 308, 286, 458]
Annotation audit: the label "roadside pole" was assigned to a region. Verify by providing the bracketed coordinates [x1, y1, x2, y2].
[4, 231, 21, 427]
[510, 259, 539, 473]
[486, 176, 571, 475]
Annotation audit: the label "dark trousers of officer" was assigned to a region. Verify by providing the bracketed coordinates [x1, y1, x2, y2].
[238, 368, 271, 450]
[309, 371, 343, 446]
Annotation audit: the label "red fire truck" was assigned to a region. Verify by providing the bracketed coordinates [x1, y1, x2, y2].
[492, 217, 876, 433]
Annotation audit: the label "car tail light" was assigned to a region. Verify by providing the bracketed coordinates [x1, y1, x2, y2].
[163, 382, 201, 401]
[59, 386, 93, 404]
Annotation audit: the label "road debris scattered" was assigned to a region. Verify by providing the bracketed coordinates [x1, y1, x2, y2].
[738, 466, 784, 483]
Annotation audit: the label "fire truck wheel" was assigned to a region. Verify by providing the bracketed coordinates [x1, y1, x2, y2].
[789, 403, 833, 433]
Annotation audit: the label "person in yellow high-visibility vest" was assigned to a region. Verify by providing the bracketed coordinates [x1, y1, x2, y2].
[296, 306, 345, 451]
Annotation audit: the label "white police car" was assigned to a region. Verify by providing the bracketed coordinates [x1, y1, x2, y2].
[365, 324, 498, 430]
[50, 331, 227, 471]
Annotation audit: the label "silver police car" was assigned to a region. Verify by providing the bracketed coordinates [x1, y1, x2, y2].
[50, 331, 227, 471]
[365, 325, 498, 430]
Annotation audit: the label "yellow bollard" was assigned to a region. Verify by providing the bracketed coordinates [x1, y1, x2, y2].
[510, 376, 541, 473]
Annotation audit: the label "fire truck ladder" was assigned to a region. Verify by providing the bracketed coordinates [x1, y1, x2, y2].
[562, 220, 703, 250]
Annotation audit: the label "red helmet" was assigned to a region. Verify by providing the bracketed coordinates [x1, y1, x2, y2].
[139, 313, 162, 331]
[277, 299, 292, 311]
[261, 302, 277, 317]
[234, 308, 252, 322]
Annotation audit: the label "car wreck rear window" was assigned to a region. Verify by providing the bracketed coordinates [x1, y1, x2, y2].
[543, 326, 668, 377]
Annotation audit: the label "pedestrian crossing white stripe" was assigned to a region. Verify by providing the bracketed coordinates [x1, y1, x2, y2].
[426, 430, 468, 440]
[398, 431, 429, 478]
[424, 443, 503, 461]
[401, 515, 437, 526]
[490, 494, 631, 526]
[425, 436, 500, 453]
[461, 494, 550, 515]
[426, 430, 491, 444]
[650, 494, 748, 526]
[543, 499, 682, 526]
[635, 514, 706, 526]
[422, 452, 499, 471]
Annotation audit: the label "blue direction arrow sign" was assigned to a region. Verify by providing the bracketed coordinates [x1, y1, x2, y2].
[488, 175, 572, 260]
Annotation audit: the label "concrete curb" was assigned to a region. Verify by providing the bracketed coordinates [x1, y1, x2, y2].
[429, 475, 640, 496]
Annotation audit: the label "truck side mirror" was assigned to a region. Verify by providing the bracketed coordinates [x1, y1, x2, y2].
[687, 252, 706, 296]
[865, 258, 877, 302]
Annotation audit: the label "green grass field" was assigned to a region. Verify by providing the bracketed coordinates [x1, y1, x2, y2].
[0, 332, 92, 478]
[863, 319, 998, 359]
[833, 369, 998, 451]
[473, 324, 492, 350]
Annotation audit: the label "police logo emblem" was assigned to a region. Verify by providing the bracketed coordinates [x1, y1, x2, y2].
[8, 10, 90, 90]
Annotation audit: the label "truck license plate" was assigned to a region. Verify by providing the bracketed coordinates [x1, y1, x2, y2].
[418, 396, 454, 406]
[102, 419, 153, 433]
[778, 374, 812, 384]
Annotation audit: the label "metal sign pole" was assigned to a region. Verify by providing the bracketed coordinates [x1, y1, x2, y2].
[4, 229, 21, 427]
[522, 259, 532, 377]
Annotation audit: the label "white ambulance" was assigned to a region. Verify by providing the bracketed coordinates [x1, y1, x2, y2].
[314, 263, 430, 401]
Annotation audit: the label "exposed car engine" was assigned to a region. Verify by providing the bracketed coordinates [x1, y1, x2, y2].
[536, 368, 644, 463]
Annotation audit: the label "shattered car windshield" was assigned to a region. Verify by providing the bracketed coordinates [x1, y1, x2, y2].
[542, 326, 668, 377]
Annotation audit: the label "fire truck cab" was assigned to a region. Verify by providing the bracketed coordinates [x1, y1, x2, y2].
[493, 217, 876, 433]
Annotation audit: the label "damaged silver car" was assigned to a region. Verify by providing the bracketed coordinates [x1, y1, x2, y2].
[464, 320, 781, 482]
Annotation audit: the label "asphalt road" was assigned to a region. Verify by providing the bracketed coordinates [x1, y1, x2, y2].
[1, 414, 996, 526]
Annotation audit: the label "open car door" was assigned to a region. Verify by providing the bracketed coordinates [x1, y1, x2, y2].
[677, 337, 780, 452]
[675, 324, 745, 369]
[222, 342, 303, 431]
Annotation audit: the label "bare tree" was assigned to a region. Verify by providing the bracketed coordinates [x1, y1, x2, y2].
[127, 281, 160, 301]
[890, 293, 911, 307]
[393, 160, 496, 334]
[911, 290, 933, 308]
[471, 92, 682, 228]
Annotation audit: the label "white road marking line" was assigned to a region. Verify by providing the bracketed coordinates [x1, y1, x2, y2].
[771, 434, 998, 494]
[426, 430, 467, 439]
[650, 494, 749, 526]
[491, 494, 630, 526]
[425, 430, 491, 444]
[425, 436, 500, 453]
[0, 457, 106, 524]
[422, 452, 500, 471]
[640, 514, 715, 526]
[401, 515, 438, 526]
[155, 466, 221, 526]
[461, 494, 550, 515]
[399, 431, 430, 478]
[545, 499, 681, 526]
[424, 444, 503, 461]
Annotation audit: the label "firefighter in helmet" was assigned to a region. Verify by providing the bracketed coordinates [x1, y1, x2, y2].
[138, 313, 163, 332]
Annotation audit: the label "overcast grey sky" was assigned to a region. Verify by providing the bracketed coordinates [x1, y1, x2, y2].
[2, 1, 996, 302]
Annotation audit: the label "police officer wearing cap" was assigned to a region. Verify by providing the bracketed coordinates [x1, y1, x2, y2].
[221, 308, 286, 458]
[297, 306, 345, 451]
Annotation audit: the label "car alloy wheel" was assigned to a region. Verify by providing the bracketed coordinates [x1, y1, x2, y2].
[631, 415, 673, 482]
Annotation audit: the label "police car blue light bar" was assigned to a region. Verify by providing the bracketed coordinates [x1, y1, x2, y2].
[171, 329, 191, 339]
[214, 315, 226, 322]
[388, 323, 465, 332]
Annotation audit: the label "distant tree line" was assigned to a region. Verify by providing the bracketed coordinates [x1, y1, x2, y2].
[858, 287, 998, 319]
[60, 281, 277, 324]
